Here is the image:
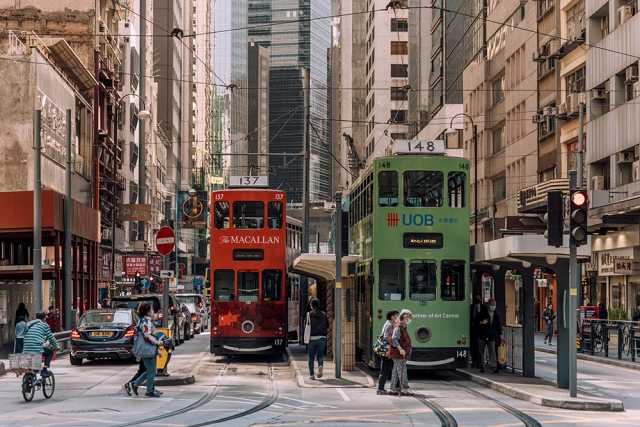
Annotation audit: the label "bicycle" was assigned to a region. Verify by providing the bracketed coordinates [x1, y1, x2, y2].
[9, 353, 56, 402]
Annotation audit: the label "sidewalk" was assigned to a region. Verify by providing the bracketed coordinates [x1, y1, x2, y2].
[456, 368, 623, 411]
[534, 332, 640, 370]
[287, 344, 374, 388]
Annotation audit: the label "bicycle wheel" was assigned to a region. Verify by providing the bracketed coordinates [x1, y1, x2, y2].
[42, 372, 55, 399]
[22, 374, 36, 402]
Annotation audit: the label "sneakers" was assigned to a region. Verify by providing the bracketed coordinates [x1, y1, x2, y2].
[549, 342, 552, 346]
[377, 389, 388, 395]
[41, 368, 52, 378]
[317, 365, 323, 378]
[309, 375, 316, 380]
[131, 382, 139, 396]
[122, 382, 132, 396]
[388, 390, 400, 396]
[145, 389, 162, 398]
[543, 341, 546, 344]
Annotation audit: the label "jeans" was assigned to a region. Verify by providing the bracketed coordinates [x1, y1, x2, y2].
[14, 338, 23, 354]
[477, 338, 496, 370]
[130, 358, 147, 383]
[308, 337, 326, 376]
[378, 356, 393, 390]
[43, 347, 54, 367]
[544, 323, 553, 343]
[134, 357, 157, 393]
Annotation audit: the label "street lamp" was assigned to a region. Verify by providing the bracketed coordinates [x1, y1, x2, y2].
[445, 113, 478, 245]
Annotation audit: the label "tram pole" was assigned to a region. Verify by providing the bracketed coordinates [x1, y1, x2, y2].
[34, 110, 43, 313]
[335, 191, 342, 378]
[300, 68, 311, 343]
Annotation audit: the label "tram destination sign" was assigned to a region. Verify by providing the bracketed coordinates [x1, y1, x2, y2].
[395, 140, 445, 155]
[229, 176, 269, 188]
[403, 233, 443, 249]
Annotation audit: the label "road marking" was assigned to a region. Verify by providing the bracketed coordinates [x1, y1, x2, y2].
[535, 359, 548, 363]
[336, 388, 350, 401]
[273, 395, 338, 408]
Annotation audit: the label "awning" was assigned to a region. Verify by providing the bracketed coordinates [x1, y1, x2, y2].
[472, 235, 591, 265]
[44, 38, 98, 91]
[290, 253, 362, 282]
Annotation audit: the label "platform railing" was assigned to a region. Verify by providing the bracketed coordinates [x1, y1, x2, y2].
[504, 325, 523, 374]
[580, 319, 640, 362]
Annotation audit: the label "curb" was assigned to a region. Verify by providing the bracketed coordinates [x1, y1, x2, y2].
[455, 370, 624, 412]
[286, 348, 373, 389]
[154, 375, 196, 386]
[536, 345, 640, 371]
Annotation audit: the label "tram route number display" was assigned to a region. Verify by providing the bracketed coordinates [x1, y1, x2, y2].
[456, 350, 467, 359]
[395, 139, 445, 155]
[403, 232, 443, 249]
[274, 339, 283, 346]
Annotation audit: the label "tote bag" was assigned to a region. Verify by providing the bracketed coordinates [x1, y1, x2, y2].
[498, 342, 508, 365]
[133, 326, 158, 358]
[303, 312, 311, 344]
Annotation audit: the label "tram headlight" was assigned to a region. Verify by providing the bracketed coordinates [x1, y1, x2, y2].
[415, 326, 431, 343]
[242, 320, 255, 334]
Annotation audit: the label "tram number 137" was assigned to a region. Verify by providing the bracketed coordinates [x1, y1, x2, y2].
[274, 339, 283, 346]
[456, 350, 467, 359]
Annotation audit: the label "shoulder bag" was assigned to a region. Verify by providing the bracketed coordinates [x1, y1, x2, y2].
[372, 335, 389, 358]
[303, 312, 311, 344]
[133, 324, 159, 358]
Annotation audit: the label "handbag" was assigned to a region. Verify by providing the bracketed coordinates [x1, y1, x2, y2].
[133, 326, 159, 358]
[303, 312, 311, 344]
[498, 342, 507, 365]
[372, 335, 389, 358]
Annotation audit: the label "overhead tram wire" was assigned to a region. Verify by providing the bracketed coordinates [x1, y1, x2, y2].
[309, 118, 356, 179]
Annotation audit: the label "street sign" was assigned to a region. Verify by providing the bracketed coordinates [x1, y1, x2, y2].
[142, 277, 150, 290]
[156, 226, 176, 255]
[160, 270, 175, 279]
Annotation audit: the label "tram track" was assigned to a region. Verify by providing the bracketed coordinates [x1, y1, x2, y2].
[112, 357, 279, 427]
[411, 390, 458, 427]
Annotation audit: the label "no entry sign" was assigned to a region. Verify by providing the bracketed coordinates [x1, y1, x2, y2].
[155, 226, 176, 255]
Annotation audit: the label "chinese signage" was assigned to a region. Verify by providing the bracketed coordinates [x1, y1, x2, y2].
[613, 258, 635, 275]
[101, 252, 112, 280]
[179, 191, 208, 228]
[118, 204, 152, 222]
[148, 255, 162, 275]
[597, 248, 634, 276]
[486, 7, 524, 60]
[123, 255, 147, 277]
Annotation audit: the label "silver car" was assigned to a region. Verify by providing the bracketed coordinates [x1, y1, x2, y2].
[175, 294, 209, 333]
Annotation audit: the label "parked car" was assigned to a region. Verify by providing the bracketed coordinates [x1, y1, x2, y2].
[175, 293, 209, 333]
[110, 294, 185, 345]
[70, 309, 138, 365]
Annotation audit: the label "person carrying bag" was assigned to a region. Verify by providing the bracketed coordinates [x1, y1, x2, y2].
[129, 303, 164, 398]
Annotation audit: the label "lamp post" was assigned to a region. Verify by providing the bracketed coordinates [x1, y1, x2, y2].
[446, 113, 478, 245]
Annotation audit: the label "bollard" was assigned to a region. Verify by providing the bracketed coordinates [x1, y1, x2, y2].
[156, 327, 173, 377]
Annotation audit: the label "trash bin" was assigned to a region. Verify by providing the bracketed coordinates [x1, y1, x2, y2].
[156, 327, 172, 377]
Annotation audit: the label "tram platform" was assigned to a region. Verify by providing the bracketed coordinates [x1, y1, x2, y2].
[287, 343, 375, 388]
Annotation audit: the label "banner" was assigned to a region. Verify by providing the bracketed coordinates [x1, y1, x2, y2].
[117, 204, 152, 222]
[123, 255, 147, 276]
[148, 255, 163, 275]
[178, 191, 208, 228]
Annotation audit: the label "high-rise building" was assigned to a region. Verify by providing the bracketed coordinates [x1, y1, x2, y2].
[247, 43, 270, 170]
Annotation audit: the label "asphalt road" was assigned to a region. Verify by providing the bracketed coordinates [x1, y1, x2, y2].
[2, 334, 640, 426]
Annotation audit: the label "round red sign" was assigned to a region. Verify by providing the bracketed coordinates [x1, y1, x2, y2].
[155, 226, 176, 256]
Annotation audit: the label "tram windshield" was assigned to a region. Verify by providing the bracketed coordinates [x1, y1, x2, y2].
[214, 270, 234, 301]
[238, 271, 259, 301]
[378, 259, 405, 301]
[403, 171, 443, 207]
[214, 201, 230, 229]
[233, 201, 264, 229]
[378, 171, 399, 207]
[409, 261, 437, 301]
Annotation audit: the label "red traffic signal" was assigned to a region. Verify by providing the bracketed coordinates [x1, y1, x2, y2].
[571, 191, 587, 208]
[569, 190, 588, 246]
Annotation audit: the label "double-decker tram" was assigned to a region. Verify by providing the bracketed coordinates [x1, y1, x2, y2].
[350, 140, 471, 369]
[209, 178, 289, 355]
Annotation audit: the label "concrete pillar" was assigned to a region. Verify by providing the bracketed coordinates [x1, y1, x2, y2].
[342, 276, 355, 371]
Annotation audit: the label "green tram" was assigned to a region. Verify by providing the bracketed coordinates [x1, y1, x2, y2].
[349, 148, 470, 369]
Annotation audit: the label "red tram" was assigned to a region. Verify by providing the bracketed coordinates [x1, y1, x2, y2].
[209, 187, 289, 355]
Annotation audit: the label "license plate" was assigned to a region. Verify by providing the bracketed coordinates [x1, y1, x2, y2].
[91, 332, 113, 337]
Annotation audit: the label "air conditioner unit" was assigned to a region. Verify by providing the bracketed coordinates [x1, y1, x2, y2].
[102, 228, 112, 241]
[544, 106, 554, 116]
[618, 6, 633, 27]
[633, 81, 640, 98]
[568, 22, 575, 40]
[592, 88, 607, 100]
[118, 20, 131, 37]
[547, 39, 558, 55]
[633, 161, 640, 181]
[592, 175, 605, 190]
[604, 80, 611, 93]
[98, 19, 107, 33]
[532, 114, 545, 123]
[566, 93, 578, 115]
[532, 51, 544, 62]
[625, 66, 639, 83]
[556, 103, 567, 116]
[617, 151, 634, 163]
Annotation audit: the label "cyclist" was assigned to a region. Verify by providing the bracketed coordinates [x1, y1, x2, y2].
[23, 311, 60, 376]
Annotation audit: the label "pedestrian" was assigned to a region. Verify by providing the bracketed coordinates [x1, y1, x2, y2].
[469, 293, 483, 368]
[598, 303, 608, 321]
[474, 299, 506, 373]
[46, 306, 56, 332]
[388, 309, 412, 396]
[14, 315, 26, 353]
[102, 298, 110, 309]
[307, 298, 328, 380]
[377, 309, 399, 395]
[542, 303, 556, 345]
[23, 312, 60, 374]
[122, 357, 161, 396]
[15, 302, 29, 322]
[131, 302, 164, 397]
[632, 301, 640, 322]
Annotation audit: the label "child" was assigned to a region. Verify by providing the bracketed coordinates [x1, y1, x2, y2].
[14, 316, 26, 353]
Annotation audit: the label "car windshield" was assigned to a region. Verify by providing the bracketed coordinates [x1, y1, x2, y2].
[177, 296, 198, 304]
[183, 303, 197, 313]
[79, 311, 132, 326]
[111, 298, 161, 312]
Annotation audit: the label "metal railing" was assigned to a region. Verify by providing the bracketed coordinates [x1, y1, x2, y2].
[581, 319, 640, 362]
[504, 325, 523, 374]
[52, 331, 71, 353]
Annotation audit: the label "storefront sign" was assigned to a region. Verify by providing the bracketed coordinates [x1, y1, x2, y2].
[178, 191, 208, 229]
[123, 255, 147, 276]
[597, 248, 634, 276]
[613, 258, 635, 275]
[148, 255, 162, 275]
[118, 204, 152, 222]
[517, 185, 537, 208]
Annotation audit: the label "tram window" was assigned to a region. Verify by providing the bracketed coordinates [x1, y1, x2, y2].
[409, 261, 437, 301]
[403, 171, 443, 207]
[214, 270, 234, 301]
[214, 202, 230, 229]
[378, 259, 405, 301]
[448, 172, 466, 208]
[268, 202, 283, 229]
[238, 271, 259, 302]
[262, 270, 283, 301]
[441, 260, 465, 301]
[233, 201, 264, 229]
[378, 171, 399, 207]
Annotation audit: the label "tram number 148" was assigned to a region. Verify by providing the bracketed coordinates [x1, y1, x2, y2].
[456, 350, 467, 359]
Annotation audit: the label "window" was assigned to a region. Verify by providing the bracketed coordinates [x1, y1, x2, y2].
[214, 201, 230, 229]
[378, 259, 405, 301]
[268, 202, 283, 229]
[409, 261, 437, 301]
[390, 133, 406, 140]
[238, 271, 259, 302]
[493, 176, 506, 202]
[403, 171, 444, 207]
[214, 270, 234, 301]
[391, 64, 408, 77]
[390, 110, 407, 123]
[565, 66, 586, 93]
[391, 87, 408, 100]
[441, 260, 465, 301]
[492, 126, 505, 154]
[378, 171, 399, 207]
[391, 18, 408, 31]
[233, 201, 264, 229]
[391, 41, 408, 55]
[448, 171, 466, 208]
[262, 270, 283, 301]
[493, 75, 505, 105]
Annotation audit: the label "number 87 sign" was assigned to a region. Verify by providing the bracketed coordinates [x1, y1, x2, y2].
[395, 139, 445, 155]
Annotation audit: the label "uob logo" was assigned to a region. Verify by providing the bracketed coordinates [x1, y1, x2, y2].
[402, 214, 434, 227]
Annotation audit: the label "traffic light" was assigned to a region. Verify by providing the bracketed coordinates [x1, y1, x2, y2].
[134, 271, 142, 292]
[149, 276, 156, 293]
[569, 189, 588, 246]
[544, 191, 564, 247]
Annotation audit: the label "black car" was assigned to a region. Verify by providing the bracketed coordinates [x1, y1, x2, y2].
[70, 309, 139, 365]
